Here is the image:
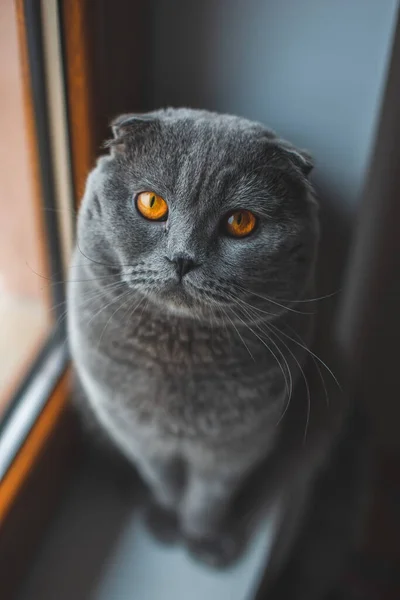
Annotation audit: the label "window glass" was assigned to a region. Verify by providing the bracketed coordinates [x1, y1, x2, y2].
[0, 0, 51, 418]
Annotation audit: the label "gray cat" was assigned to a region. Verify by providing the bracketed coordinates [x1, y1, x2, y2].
[67, 109, 368, 597]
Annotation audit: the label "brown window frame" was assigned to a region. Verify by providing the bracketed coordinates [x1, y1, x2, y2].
[0, 2, 80, 597]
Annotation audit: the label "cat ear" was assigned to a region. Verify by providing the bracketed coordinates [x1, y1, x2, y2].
[279, 142, 313, 177]
[274, 139, 314, 177]
[262, 133, 313, 177]
[111, 113, 156, 138]
[106, 113, 158, 154]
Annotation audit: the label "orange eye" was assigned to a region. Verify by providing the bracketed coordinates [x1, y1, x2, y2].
[136, 192, 168, 221]
[224, 210, 257, 238]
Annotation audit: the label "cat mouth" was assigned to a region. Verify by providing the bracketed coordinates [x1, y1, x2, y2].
[161, 281, 196, 305]
[137, 277, 233, 315]
[158, 279, 232, 310]
[148, 278, 217, 314]
[150, 285, 197, 316]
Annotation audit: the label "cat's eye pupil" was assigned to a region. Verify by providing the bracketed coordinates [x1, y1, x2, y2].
[136, 191, 168, 221]
[224, 209, 256, 238]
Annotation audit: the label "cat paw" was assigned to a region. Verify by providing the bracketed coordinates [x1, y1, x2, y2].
[185, 531, 246, 568]
[144, 504, 180, 544]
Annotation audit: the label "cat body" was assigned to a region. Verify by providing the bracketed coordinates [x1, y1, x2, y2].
[68, 109, 367, 596]
[69, 258, 309, 536]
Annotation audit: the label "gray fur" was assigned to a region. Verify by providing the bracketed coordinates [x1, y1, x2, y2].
[67, 109, 364, 588]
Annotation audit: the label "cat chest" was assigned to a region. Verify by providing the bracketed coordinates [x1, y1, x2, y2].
[80, 346, 282, 437]
[92, 343, 278, 402]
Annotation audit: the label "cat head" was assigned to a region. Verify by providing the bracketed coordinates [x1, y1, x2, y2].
[77, 108, 319, 321]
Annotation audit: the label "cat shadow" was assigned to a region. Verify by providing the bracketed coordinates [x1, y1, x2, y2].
[314, 183, 352, 312]
[19, 433, 147, 600]
[312, 182, 353, 363]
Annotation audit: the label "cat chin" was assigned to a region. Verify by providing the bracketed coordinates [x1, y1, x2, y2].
[145, 287, 203, 318]
[163, 302, 199, 318]
[138, 284, 227, 321]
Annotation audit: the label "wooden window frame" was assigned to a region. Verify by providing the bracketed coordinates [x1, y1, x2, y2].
[0, 2, 80, 597]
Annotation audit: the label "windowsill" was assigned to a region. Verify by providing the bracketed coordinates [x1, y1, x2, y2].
[17, 453, 277, 600]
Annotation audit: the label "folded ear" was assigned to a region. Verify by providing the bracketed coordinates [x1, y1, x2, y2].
[269, 136, 313, 177]
[106, 113, 159, 154]
[111, 113, 156, 138]
[278, 140, 314, 177]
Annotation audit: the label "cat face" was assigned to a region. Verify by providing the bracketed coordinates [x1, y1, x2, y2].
[78, 109, 319, 321]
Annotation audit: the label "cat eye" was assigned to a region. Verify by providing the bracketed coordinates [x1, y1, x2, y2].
[223, 210, 257, 238]
[136, 191, 168, 221]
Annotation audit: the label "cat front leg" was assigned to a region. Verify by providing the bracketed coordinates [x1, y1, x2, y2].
[134, 449, 184, 509]
[180, 466, 248, 567]
[134, 449, 186, 543]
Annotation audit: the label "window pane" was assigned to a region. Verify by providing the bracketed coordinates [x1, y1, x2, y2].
[0, 0, 51, 418]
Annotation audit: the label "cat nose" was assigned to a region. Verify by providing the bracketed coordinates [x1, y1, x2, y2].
[166, 254, 198, 279]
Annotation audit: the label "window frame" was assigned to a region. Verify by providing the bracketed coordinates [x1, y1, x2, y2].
[0, 2, 79, 596]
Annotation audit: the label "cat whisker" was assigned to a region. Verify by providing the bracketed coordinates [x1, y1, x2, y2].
[222, 288, 337, 401]
[205, 294, 217, 350]
[26, 261, 67, 284]
[278, 290, 340, 304]
[233, 293, 310, 440]
[230, 296, 293, 405]
[285, 324, 330, 408]
[225, 296, 291, 402]
[221, 276, 338, 307]
[220, 306, 255, 363]
[226, 293, 278, 320]
[54, 281, 128, 336]
[210, 299, 234, 349]
[229, 282, 313, 315]
[86, 287, 132, 330]
[50, 279, 126, 315]
[41, 274, 122, 289]
[225, 303, 290, 400]
[41, 206, 78, 217]
[38, 281, 128, 357]
[97, 290, 139, 349]
[36, 266, 159, 292]
[268, 321, 341, 391]
[233, 296, 330, 435]
[264, 322, 311, 443]
[76, 242, 144, 270]
[27, 254, 143, 287]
